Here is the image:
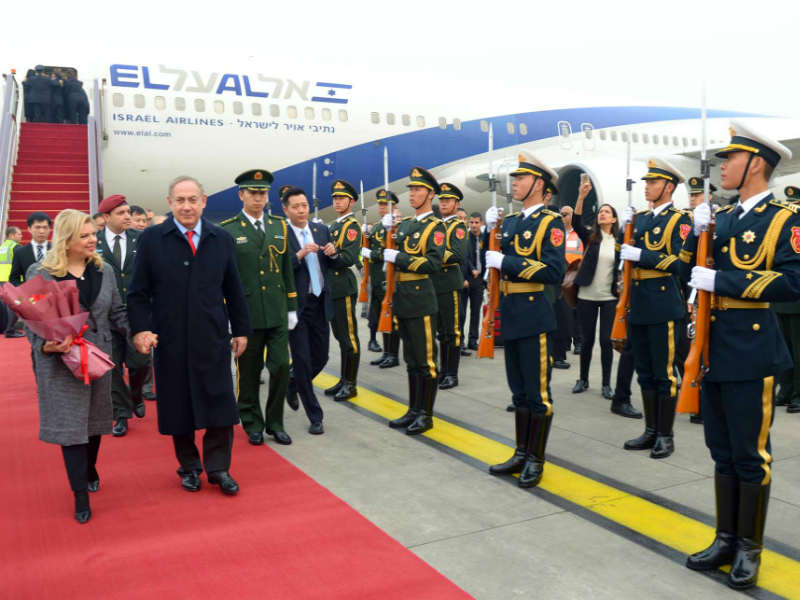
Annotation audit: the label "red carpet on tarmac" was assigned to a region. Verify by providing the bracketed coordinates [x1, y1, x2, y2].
[0, 337, 470, 599]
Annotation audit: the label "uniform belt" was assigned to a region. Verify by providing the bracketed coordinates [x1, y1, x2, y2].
[397, 272, 429, 282]
[710, 295, 770, 311]
[631, 268, 671, 280]
[500, 281, 544, 295]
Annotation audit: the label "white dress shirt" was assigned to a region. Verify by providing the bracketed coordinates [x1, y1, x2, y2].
[735, 191, 772, 218]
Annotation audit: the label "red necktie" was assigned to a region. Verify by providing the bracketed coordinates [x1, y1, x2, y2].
[186, 230, 197, 256]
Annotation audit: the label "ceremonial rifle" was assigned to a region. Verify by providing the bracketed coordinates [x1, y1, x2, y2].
[378, 147, 395, 333]
[678, 88, 713, 414]
[312, 162, 320, 222]
[610, 139, 635, 351]
[478, 123, 500, 359]
[358, 179, 370, 303]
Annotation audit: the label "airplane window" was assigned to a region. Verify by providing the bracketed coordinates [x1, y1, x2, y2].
[305, 107, 315, 120]
[584, 127, 593, 140]
[662, 135, 669, 145]
[506, 122, 514, 134]
[214, 100, 224, 114]
[652, 134, 659, 145]
[338, 110, 349, 122]
[599, 130, 607, 140]
[672, 136, 679, 146]
[416, 116, 425, 128]
[287, 106, 298, 119]
[682, 137, 688, 146]
[610, 131, 618, 141]
[322, 108, 332, 121]
[642, 133, 649, 143]
[194, 99, 205, 112]
[175, 97, 185, 111]
[480, 120, 488, 133]
[233, 101, 243, 115]
[454, 118, 462, 131]
[621, 132, 629, 142]
[371, 112, 380, 124]
[402, 114, 411, 126]
[632, 132, 639, 143]
[439, 117, 447, 129]
[270, 104, 280, 117]
[692, 138, 698, 146]
[154, 96, 166, 110]
[251, 103, 262, 116]
[386, 113, 396, 125]
[134, 94, 145, 109]
[112, 93, 124, 107]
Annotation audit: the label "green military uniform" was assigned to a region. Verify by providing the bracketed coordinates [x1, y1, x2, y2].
[387, 167, 446, 435]
[433, 183, 468, 389]
[368, 189, 401, 368]
[221, 169, 298, 443]
[775, 185, 800, 413]
[1, 237, 20, 335]
[324, 179, 363, 402]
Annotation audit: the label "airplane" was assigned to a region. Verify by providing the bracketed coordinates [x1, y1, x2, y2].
[4, 60, 800, 227]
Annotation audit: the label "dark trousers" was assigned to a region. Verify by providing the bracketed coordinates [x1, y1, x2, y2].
[630, 320, 680, 395]
[777, 312, 800, 402]
[505, 333, 553, 416]
[331, 294, 360, 356]
[702, 377, 775, 485]
[463, 279, 484, 346]
[576, 298, 616, 385]
[613, 335, 636, 402]
[237, 326, 289, 434]
[552, 296, 575, 360]
[111, 330, 150, 419]
[3, 302, 19, 334]
[288, 293, 329, 424]
[61, 435, 101, 493]
[172, 426, 233, 475]
[398, 314, 438, 378]
[368, 284, 384, 330]
[437, 289, 462, 347]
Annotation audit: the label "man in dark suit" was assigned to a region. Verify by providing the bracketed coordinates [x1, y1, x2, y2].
[64, 77, 90, 125]
[95, 194, 150, 437]
[463, 212, 486, 353]
[26, 65, 58, 122]
[9, 212, 52, 286]
[128, 175, 251, 495]
[282, 186, 341, 434]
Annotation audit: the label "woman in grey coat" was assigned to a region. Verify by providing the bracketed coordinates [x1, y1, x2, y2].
[27, 209, 128, 523]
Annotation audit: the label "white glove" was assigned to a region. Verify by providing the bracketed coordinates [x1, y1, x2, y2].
[619, 205, 635, 228]
[619, 244, 641, 263]
[381, 213, 394, 229]
[689, 266, 716, 292]
[485, 206, 503, 230]
[360, 247, 371, 260]
[287, 311, 298, 331]
[485, 250, 504, 270]
[383, 249, 399, 263]
[311, 216, 324, 224]
[693, 202, 711, 235]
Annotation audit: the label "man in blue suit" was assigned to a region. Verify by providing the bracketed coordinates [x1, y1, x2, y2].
[282, 186, 342, 434]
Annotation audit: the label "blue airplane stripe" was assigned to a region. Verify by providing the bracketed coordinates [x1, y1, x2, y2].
[310, 96, 349, 104]
[316, 82, 352, 89]
[205, 105, 764, 220]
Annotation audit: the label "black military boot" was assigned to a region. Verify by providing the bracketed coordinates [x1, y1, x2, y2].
[728, 482, 770, 590]
[623, 390, 657, 450]
[407, 376, 436, 435]
[489, 407, 531, 475]
[379, 333, 400, 368]
[371, 334, 390, 365]
[437, 344, 449, 385]
[324, 353, 344, 396]
[333, 352, 358, 401]
[439, 344, 460, 390]
[687, 472, 738, 571]
[518, 412, 553, 488]
[650, 393, 676, 458]
[389, 374, 420, 428]
[367, 325, 382, 353]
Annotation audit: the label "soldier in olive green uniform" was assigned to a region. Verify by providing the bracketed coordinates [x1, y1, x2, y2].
[364, 189, 401, 368]
[383, 167, 446, 435]
[323, 180, 363, 402]
[776, 185, 800, 414]
[221, 169, 298, 446]
[434, 183, 468, 389]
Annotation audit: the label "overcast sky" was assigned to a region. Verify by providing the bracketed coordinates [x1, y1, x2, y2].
[3, 0, 799, 116]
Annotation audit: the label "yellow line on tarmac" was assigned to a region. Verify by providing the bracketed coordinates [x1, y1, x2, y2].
[314, 372, 800, 599]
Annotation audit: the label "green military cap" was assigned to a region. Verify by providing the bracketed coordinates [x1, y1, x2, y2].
[235, 169, 273, 190]
[376, 189, 399, 204]
[407, 166, 440, 194]
[331, 179, 358, 201]
[785, 186, 800, 200]
[438, 182, 463, 202]
[688, 176, 717, 194]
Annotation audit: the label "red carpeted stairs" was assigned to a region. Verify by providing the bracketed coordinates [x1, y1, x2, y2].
[8, 123, 89, 242]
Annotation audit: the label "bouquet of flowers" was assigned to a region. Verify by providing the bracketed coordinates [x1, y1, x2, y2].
[0, 275, 115, 384]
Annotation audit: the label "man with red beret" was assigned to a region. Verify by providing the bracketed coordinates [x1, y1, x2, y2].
[96, 194, 151, 436]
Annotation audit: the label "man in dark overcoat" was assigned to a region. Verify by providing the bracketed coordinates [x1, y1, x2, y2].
[128, 175, 251, 495]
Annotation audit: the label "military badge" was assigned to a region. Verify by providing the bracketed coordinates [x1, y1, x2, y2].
[754, 204, 766, 213]
[254, 171, 264, 180]
[456, 228, 466, 239]
[434, 231, 445, 245]
[550, 228, 564, 247]
[680, 224, 691, 240]
[742, 230, 756, 244]
[653, 227, 661, 235]
[413, 232, 420, 239]
[236, 236, 248, 245]
[334, 181, 345, 189]
[241, 221, 247, 227]
[411, 168, 422, 177]
[523, 230, 532, 240]
[792, 227, 800, 254]
[347, 228, 357, 242]
[441, 184, 450, 192]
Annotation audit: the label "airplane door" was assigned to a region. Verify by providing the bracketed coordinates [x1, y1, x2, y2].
[557, 120, 572, 150]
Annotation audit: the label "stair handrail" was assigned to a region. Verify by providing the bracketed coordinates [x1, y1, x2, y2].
[0, 72, 21, 239]
[87, 78, 104, 214]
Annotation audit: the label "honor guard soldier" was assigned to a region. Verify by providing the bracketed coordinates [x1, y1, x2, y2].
[362, 189, 401, 368]
[683, 122, 800, 589]
[323, 180, 362, 402]
[774, 186, 800, 414]
[383, 167, 446, 435]
[221, 169, 298, 446]
[486, 152, 566, 488]
[618, 158, 692, 459]
[434, 183, 468, 389]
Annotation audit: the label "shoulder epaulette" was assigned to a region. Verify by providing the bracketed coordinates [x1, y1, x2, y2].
[542, 208, 561, 218]
[220, 216, 237, 225]
[424, 215, 441, 223]
[669, 206, 689, 215]
[269, 214, 285, 220]
[636, 209, 649, 215]
[715, 205, 735, 214]
[505, 211, 520, 218]
[401, 216, 414, 221]
[770, 198, 800, 214]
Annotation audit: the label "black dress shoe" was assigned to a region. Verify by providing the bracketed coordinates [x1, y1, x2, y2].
[467, 342, 478, 351]
[271, 430, 292, 445]
[180, 470, 202, 492]
[143, 391, 156, 401]
[379, 355, 399, 368]
[774, 395, 789, 406]
[133, 401, 146, 418]
[438, 375, 458, 389]
[611, 401, 643, 419]
[208, 471, 239, 495]
[370, 353, 388, 365]
[88, 479, 99, 493]
[787, 402, 800, 413]
[5, 330, 25, 338]
[112, 418, 127, 437]
[552, 359, 570, 369]
[324, 380, 343, 396]
[74, 491, 91, 523]
[333, 382, 357, 402]
[367, 339, 382, 352]
[248, 432, 264, 445]
[601, 385, 613, 399]
[286, 389, 299, 411]
[572, 343, 582, 355]
[572, 379, 588, 393]
[309, 422, 324, 435]
[506, 404, 516, 412]
[690, 414, 704, 424]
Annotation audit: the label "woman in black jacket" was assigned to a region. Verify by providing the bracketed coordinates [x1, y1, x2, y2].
[571, 181, 619, 399]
